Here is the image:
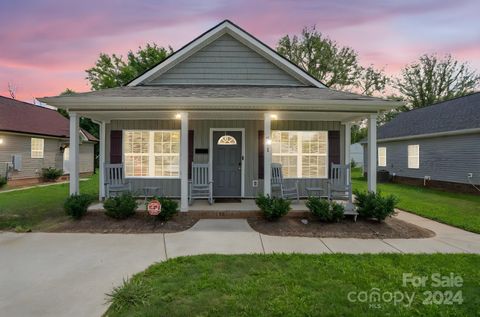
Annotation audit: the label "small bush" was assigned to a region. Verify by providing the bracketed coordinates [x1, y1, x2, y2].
[41, 167, 64, 181]
[0, 176, 7, 188]
[64, 194, 95, 220]
[306, 197, 344, 222]
[148, 197, 179, 221]
[104, 193, 138, 219]
[350, 159, 357, 169]
[353, 189, 398, 221]
[255, 195, 291, 221]
[106, 277, 153, 313]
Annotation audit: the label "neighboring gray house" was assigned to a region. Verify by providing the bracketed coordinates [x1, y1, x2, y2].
[41, 20, 399, 211]
[363, 92, 480, 194]
[0, 96, 97, 187]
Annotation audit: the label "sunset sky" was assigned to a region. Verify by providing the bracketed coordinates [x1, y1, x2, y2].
[1, 0, 479, 102]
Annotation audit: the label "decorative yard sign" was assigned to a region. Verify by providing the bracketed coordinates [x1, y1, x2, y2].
[148, 199, 161, 216]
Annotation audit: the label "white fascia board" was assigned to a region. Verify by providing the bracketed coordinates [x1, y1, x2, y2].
[127, 21, 325, 88]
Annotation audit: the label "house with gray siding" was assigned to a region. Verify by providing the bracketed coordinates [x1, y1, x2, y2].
[40, 20, 399, 211]
[362, 92, 480, 194]
[0, 96, 97, 187]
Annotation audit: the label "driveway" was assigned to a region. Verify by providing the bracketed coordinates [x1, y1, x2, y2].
[1, 211, 479, 316]
[0, 233, 165, 317]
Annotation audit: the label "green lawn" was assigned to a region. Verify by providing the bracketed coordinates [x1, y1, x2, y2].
[351, 168, 480, 234]
[0, 174, 98, 231]
[105, 254, 480, 317]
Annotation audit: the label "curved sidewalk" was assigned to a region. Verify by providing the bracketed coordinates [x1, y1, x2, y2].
[163, 211, 480, 257]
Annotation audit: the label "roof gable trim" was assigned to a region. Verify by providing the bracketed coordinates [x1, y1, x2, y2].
[127, 20, 325, 88]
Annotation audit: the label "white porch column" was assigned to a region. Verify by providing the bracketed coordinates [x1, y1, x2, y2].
[264, 113, 272, 196]
[180, 112, 189, 211]
[98, 121, 106, 200]
[344, 122, 351, 186]
[344, 122, 351, 165]
[69, 112, 80, 195]
[367, 114, 377, 192]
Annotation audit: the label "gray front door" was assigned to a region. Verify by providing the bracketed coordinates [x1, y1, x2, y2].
[212, 131, 242, 197]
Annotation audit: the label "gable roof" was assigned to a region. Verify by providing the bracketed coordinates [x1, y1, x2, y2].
[377, 92, 480, 140]
[0, 95, 97, 141]
[127, 20, 325, 88]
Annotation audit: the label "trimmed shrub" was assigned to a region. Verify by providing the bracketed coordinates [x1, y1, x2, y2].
[148, 197, 179, 221]
[306, 197, 344, 222]
[353, 189, 398, 221]
[41, 167, 64, 181]
[104, 193, 138, 219]
[255, 195, 291, 221]
[0, 176, 7, 188]
[64, 194, 95, 220]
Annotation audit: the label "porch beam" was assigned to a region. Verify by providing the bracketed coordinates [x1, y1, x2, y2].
[69, 112, 80, 195]
[98, 121, 106, 200]
[367, 114, 377, 192]
[180, 112, 189, 211]
[264, 113, 272, 196]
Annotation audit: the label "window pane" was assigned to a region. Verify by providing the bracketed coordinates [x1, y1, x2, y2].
[124, 130, 180, 177]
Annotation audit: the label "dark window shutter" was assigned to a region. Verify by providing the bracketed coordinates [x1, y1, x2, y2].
[258, 130, 264, 179]
[110, 130, 122, 164]
[328, 131, 340, 177]
[188, 130, 194, 179]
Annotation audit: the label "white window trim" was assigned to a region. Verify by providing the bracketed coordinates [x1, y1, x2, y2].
[31, 138, 44, 159]
[378, 147, 387, 167]
[123, 130, 180, 179]
[272, 131, 329, 179]
[407, 144, 420, 169]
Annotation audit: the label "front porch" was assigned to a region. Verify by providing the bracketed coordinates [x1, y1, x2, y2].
[49, 108, 383, 213]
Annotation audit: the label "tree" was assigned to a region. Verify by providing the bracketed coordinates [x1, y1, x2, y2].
[351, 124, 367, 144]
[355, 65, 389, 96]
[86, 43, 172, 90]
[57, 89, 98, 138]
[396, 54, 479, 109]
[277, 26, 360, 88]
[7, 82, 17, 99]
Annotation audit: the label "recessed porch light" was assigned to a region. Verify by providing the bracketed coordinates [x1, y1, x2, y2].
[175, 113, 182, 119]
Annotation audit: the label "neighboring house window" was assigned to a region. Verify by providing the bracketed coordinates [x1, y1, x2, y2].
[408, 144, 420, 169]
[123, 130, 180, 177]
[271, 131, 328, 178]
[378, 147, 387, 167]
[31, 138, 44, 158]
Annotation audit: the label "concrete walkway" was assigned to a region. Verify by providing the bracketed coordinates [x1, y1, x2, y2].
[1, 211, 479, 316]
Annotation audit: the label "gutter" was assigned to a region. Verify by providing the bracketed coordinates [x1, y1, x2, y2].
[374, 128, 480, 143]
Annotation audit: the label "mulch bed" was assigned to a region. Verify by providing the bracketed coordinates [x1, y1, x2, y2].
[49, 212, 198, 233]
[248, 216, 435, 239]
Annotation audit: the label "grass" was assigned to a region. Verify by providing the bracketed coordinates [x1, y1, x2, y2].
[105, 254, 480, 317]
[351, 168, 480, 234]
[0, 173, 98, 231]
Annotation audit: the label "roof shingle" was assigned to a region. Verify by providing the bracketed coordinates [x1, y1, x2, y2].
[377, 92, 480, 140]
[0, 95, 97, 141]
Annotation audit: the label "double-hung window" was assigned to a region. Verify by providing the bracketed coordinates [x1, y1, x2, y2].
[123, 130, 180, 177]
[271, 131, 328, 178]
[408, 144, 419, 169]
[31, 138, 44, 158]
[378, 147, 387, 167]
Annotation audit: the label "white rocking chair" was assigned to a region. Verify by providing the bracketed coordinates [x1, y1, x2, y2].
[189, 163, 213, 205]
[328, 163, 358, 221]
[271, 163, 299, 203]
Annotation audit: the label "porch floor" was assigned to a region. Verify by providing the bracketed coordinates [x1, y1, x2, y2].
[89, 199, 309, 213]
